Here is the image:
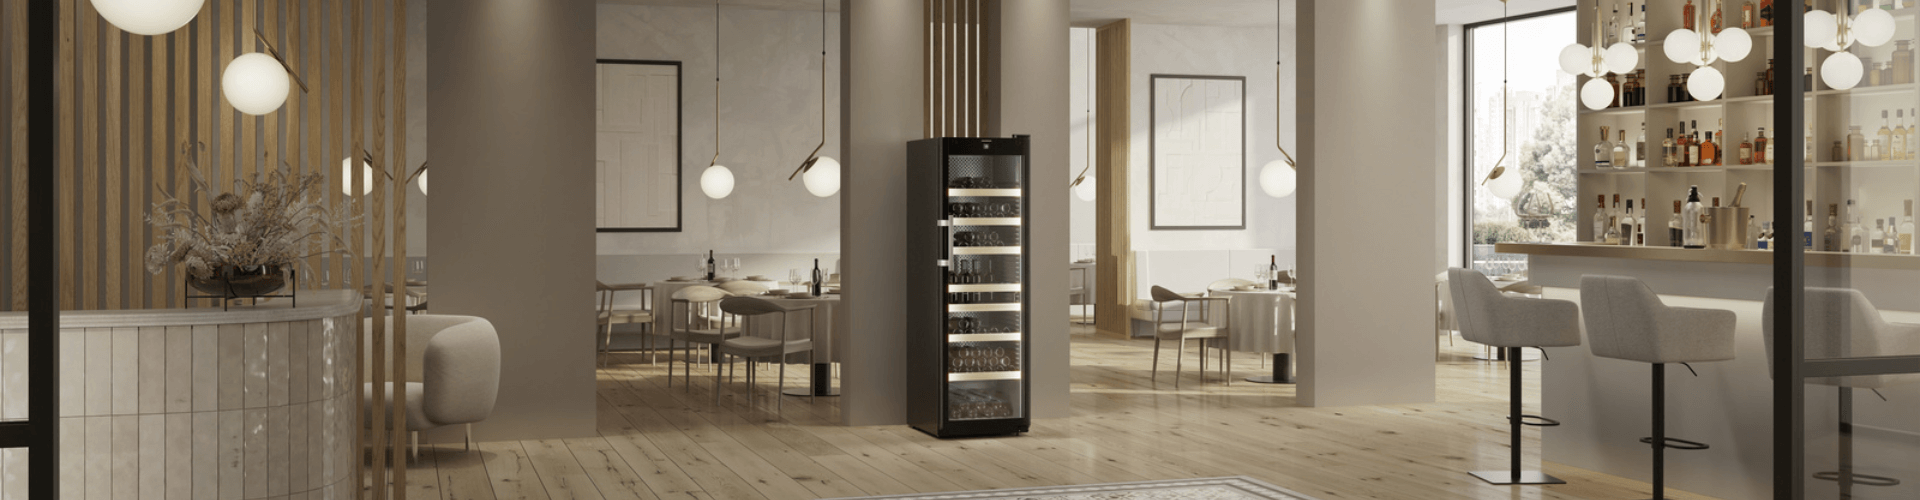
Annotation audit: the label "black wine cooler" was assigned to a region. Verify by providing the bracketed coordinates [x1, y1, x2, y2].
[907, 136, 1032, 438]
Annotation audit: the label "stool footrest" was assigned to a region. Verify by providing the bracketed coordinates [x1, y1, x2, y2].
[1508, 414, 1561, 427]
[1813, 471, 1901, 487]
[1638, 436, 1709, 451]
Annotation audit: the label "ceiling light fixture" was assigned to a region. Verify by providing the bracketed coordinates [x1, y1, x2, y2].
[1661, 0, 1752, 101]
[1258, 61, 1297, 198]
[222, 30, 310, 116]
[1805, 2, 1895, 90]
[702, 0, 735, 200]
[1560, 2, 1640, 109]
[1481, 0, 1522, 201]
[790, 0, 841, 198]
[1073, 31, 1097, 201]
[91, 0, 204, 36]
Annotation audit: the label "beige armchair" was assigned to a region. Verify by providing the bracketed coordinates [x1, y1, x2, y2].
[362, 314, 501, 461]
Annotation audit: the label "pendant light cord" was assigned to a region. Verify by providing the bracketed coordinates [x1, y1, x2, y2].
[1480, 0, 1512, 185]
[1073, 31, 1094, 185]
[712, 0, 722, 169]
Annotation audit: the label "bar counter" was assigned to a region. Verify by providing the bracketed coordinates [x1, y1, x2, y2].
[0, 290, 360, 500]
[1496, 243, 1920, 500]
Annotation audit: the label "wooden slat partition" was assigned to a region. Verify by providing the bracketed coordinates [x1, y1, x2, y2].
[388, 0, 410, 490]
[1093, 20, 1134, 337]
[127, 31, 144, 310]
[924, 0, 988, 138]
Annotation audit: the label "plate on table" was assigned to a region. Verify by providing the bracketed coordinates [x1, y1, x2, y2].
[746, 275, 770, 281]
[668, 276, 696, 282]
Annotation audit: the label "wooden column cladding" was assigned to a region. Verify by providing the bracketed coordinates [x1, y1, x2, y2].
[925, 0, 990, 138]
[1093, 20, 1133, 338]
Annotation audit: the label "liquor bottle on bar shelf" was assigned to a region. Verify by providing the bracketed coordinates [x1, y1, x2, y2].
[1620, 200, 1636, 247]
[1897, 110, 1910, 161]
[1595, 195, 1610, 242]
[1756, 128, 1770, 164]
[1613, 130, 1630, 169]
[1902, 200, 1916, 254]
[1760, 0, 1773, 27]
[1604, 214, 1622, 245]
[1682, 0, 1695, 30]
[1596, 126, 1614, 169]
[1880, 111, 1896, 161]
[1848, 126, 1867, 162]
[1759, 222, 1773, 250]
[1847, 199, 1864, 253]
[1825, 204, 1840, 252]
[1749, 215, 1761, 249]
[1702, 131, 1718, 166]
[1636, 1, 1648, 42]
[1671, 200, 1685, 248]
[1683, 187, 1707, 249]
[1805, 200, 1815, 250]
[1887, 217, 1900, 254]
[1739, 133, 1754, 165]
[1637, 198, 1649, 246]
[1874, 219, 1889, 254]
[1664, 128, 1678, 166]
[1711, 0, 1724, 33]
[1637, 125, 1646, 167]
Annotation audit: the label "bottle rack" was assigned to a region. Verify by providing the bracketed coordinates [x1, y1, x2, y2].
[1574, 0, 1920, 253]
[907, 137, 1033, 438]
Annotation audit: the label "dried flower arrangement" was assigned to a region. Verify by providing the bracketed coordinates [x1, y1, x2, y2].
[145, 143, 358, 287]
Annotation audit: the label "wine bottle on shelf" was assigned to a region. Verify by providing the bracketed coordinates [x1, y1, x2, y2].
[1902, 200, 1916, 254]
[1702, 131, 1718, 166]
[1664, 128, 1678, 166]
[1595, 195, 1611, 241]
[1683, 187, 1707, 249]
[1742, 0, 1754, 28]
[1896, 110, 1909, 160]
[1749, 215, 1762, 249]
[1637, 198, 1649, 246]
[1880, 111, 1896, 161]
[1756, 127, 1770, 164]
[1637, 125, 1647, 167]
[1613, 130, 1630, 169]
[1683, 0, 1696, 31]
[1596, 126, 1614, 169]
[1268, 256, 1279, 290]
[1739, 133, 1753, 165]
[1619, 200, 1636, 246]
[1847, 199, 1864, 253]
[1887, 217, 1900, 254]
[1873, 219, 1889, 254]
[1804, 200, 1815, 250]
[811, 258, 824, 297]
[706, 250, 716, 281]
[1824, 204, 1840, 252]
[1670, 200, 1685, 248]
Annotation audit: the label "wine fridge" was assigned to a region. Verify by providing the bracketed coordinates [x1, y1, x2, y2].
[907, 136, 1031, 438]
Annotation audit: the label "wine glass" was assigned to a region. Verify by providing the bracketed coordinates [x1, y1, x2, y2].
[729, 258, 742, 277]
[694, 258, 707, 278]
[1286, 266, 1297, 287]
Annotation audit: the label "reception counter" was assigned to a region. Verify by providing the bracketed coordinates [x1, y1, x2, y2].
[1497, 243, 1920, 500]
[0, 290, 360, 500]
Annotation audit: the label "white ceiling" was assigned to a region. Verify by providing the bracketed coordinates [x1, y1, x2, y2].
[595, 0, 1575, 28]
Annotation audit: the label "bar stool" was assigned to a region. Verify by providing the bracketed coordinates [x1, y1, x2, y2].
[1763, 287, 1920, 497]
[1580, 275, 1736, 500]
[1447, 268, 1582, 485]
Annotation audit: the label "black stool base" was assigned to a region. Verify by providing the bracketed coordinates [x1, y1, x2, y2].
[1469, 470, 1565, 485]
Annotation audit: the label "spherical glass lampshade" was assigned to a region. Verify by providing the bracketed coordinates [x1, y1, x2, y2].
[1689, 66, 1726, 101]
[340, 158, 372, 195]
[1604, 42, 1639, 74]
[1822, 51, 1864, 90]
[1580, 78, 1615, 110]
[1854, 9, 1897, 47]
[92, 0, 204, 36]
[222, 53, 290, 116]
[1486, 167, 1523, 201]
[1559, 43, 1596, 76]
[1074, 175, 1098, 201]
[1806, 10, 1838, 49]
[1258, 160, 1294, 198]
[417, 169, 428, 195]
[803, 156, 840, 198]
[1715, 28, 1753, 62]
[701, 164, 735, 199]
[1664, 29, 1702, 64]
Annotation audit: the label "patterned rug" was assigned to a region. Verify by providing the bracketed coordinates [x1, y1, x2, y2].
[825, 477, 1315, 500]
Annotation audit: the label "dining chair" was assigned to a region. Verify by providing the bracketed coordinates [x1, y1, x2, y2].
[1147, 285, 1232, 389]
[715, 296, 816, 416]
[1434, 272, 1456, 348]
[667, 286, 741, 390]
[596, 281, 656, 368]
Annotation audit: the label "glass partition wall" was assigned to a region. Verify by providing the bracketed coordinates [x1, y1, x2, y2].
[1560, 1, 1920, 499]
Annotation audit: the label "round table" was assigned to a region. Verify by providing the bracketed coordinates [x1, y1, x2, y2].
[1210, 288, 1296, 384]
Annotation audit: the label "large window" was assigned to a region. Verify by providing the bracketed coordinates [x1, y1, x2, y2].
[1465, 9, 1576, 276]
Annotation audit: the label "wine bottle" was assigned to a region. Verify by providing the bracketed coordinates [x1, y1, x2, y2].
[811, 258, 824, 297]
[1268, 256, 1279, 290]
[706, 250, 716, 281]
[1683, 186, 1707, 249]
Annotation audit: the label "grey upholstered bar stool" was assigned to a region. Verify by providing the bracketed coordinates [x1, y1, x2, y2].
[1764, 287, 1920, 496]
[1580, 275, 1735, 500]
[1447, 268, 1582, 485]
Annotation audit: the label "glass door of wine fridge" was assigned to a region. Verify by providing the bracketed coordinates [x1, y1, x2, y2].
[907, 136, 1031, 438]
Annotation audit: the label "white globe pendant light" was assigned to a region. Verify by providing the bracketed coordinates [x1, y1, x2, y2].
[1604, 43, 1639, 75]
[802, 156, 840, 197]
[1823, 51, 1864, 90]
[1580, 78, 1616, 110]
[1806, 10, 1839, 49]
[1715, 27, 1752, 63]
[340, 158, 372, 195]
[1854, 8, 1897, 47]
[1487, 167, 1523, 201]
[416, 169, 428, 195]
[1074, 175, 1098, 201]
[1258, 160, 1294, 198]
[1558, 43, 1595, 76]
[1688, 66, 1726, 101]
[223, 53, 291, 116]
[92, 0, 204, 36]
[701, 165, 735, 199]
[1665, 29, 1703, 65]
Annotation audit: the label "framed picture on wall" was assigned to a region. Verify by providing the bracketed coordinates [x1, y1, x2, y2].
[1149, 74, 1246, 230]
[596, 59, 683, 232]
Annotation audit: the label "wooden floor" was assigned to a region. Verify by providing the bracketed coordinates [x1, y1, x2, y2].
[386, 326, 1719, 500]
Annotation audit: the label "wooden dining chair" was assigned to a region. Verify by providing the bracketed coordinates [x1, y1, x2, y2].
[1148, 285, 1232, 389]
[596, 281, 656, 368]
[667, 286, 741, 390]
[714, 296, 816, 416]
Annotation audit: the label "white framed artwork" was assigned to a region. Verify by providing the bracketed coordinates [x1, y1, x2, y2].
[1150, 74, 1246, 230]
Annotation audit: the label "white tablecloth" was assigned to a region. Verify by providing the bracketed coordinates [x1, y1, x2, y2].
[1210, 289, 1295, 354]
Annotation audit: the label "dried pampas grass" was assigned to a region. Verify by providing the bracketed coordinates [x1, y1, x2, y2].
[145, 142, 360, 284]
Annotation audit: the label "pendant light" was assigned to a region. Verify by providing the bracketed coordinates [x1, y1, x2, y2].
[1560, 1, 1639, 110]
[223, 30, 310, 116]
[1805, 1, 1895, 90]
[1661, 0, 1752, 101]
[92, 0, 204, 36]
[1258, 62, 1297, 198]
[1481, 0, 1523, 201]
[701, 1, 735, 200]
[1072, 32, 1097, 201]
[791, 0, 841, 198]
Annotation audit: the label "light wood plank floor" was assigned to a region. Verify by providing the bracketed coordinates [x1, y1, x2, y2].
[383, 326, 1719, 500]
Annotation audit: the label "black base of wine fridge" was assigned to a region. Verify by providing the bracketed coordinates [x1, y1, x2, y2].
[912, 418, 1029, 439]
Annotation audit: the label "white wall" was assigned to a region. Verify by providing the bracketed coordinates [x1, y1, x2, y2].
[1125, 23, 1296, 261]
[1069, 28, 1096, 248]
[595, 4, 843, 259]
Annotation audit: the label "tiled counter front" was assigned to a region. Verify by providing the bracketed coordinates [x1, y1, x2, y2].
[0, 291, 360, 500]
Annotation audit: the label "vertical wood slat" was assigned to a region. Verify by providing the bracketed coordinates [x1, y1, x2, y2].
[366, 0, 393, 494]
[218, 0, 234, 199]
[7, 0, 25, 311]
[104, 15, 120, 311]
[81, 0, 99, 310]
[329, 0, 343, 293]
[923, 0, 931, 137]
[262, 0, 277, 179]
[195, 0, 211, 305]
[351, 0, 383, 497]
[57, 0, 73, 310]
[155, 25, 174, 308]
[390, 0, 409, 493]
[305, 0, 321, 291]
[240, 0, 255, 186]
[128, 31, 145, 310]
[0, 0, 8, 311]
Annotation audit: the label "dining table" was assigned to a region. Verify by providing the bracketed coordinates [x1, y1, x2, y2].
[1209, 286, 1297, 384]
[742, 293, 844, 396]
